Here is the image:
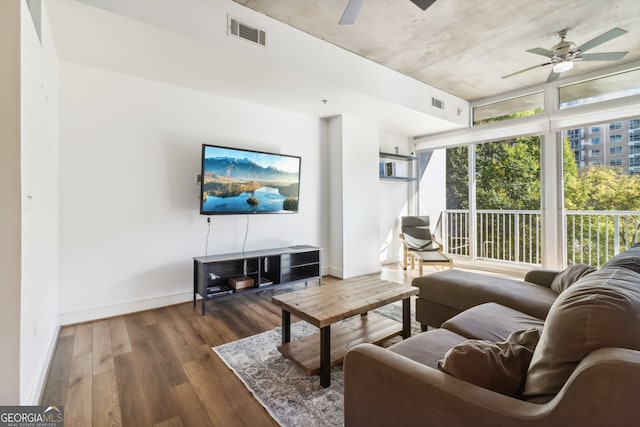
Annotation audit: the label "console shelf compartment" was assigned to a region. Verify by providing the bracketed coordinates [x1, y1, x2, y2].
[193, 245, 321, 315]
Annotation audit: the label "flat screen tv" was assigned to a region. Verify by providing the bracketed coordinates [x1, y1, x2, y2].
[200, 144, 301, 215]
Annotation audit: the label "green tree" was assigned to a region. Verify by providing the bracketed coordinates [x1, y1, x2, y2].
[567, 165, 640, 210]
[446, 137, 541, 210]
[443, 121, 640, 266]
[562, 137, 582, 209]
[475, 136, 540, 210]
[563, 137, 640, 266]
[445, 146, 468, 209]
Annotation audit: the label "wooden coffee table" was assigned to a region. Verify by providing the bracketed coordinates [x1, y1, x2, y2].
[271, 277, 419, 387]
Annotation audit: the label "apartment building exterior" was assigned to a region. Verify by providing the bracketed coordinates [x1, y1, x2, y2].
[567, 118, 640, 174]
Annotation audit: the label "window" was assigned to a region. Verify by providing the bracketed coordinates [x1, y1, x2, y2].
[428, 135, 541, 263]
[591, 126, 600, 133]
[631, 131, 640, 143]
[592, 137, 601, 144]
[629, 119, 640, 130]
[630, 156, 640, 167]
[610, 135, 623, 143]
[610, 146, 623, 154]
[630, 146, 640, 155]
[610, 122, 622, 131]
[590, 149, 601, 156]
[473, 92, 544, 125]
[559, 68, 640, 109]
[568, 129, 584, 139]
[590, 160, 602, 166]
[610, 159, 623, 166]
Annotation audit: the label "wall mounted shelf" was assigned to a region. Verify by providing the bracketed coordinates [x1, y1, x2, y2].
[379, 152, 416, 181]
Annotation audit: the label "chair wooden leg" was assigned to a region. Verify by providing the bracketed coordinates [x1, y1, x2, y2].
[418, 259, 423, 276]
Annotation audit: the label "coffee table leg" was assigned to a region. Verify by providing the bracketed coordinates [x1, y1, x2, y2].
[282, 310, 291, 345]
[320, 325, 331, 387]
[402, 297, 411, 339]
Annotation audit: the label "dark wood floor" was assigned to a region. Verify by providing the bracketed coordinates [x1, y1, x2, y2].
[40, 265, 427, 427]
[40, 277, 351, 427]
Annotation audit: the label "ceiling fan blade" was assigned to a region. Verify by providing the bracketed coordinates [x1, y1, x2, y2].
[576, 27, 627, 53]
[502, 62, 551, 79]
[339, 0, 364, 25]
[576, 51, 629, 61]
[410, 0, 437, 11]
[526, 47, 555, 58]
[546, 70, 560, 83]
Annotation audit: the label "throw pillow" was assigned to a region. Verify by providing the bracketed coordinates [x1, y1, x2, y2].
[550, 264, 596, 293]
[438, 328, 541, 396]
[523, 267, 640, 398]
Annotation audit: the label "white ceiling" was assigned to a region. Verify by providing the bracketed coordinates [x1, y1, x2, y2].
[47, 0, 640, 137]
[235, 0, 640, 101]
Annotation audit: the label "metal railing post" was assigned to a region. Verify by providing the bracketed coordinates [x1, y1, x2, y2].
[514, 214, 520, 263]
[614, 214, 620, 255]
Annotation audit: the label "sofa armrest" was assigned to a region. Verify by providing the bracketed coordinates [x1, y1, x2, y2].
[344, 344, 640, 427]
[524, 269, 560, 288]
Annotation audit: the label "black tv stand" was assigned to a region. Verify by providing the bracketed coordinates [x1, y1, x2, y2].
[193, 245, 321, 315]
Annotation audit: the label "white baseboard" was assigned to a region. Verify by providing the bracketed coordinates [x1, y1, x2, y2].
[381, 256, 402, 266]
[326, 267, 344, 278]
[24, 323, 60, 405]
[59, 291, 194, 325]
[326, 265, 382, 279]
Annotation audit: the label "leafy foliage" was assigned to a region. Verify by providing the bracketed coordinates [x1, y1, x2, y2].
[475, 137, 541, 210]
[565, 162, 640, 211]
[444, 133, 640, 266]
[446, 137, 540, 210]
[445, 146, 468, 209]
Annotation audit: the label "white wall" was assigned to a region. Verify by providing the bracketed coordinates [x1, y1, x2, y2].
[58, 62, 324, 323]
[327, 115, 381, 278]
[0, 0, 22, 406]
[379, 133, 413, 265]
[417, 148, 447, 236]
[20, 0, 61, 404]
[327, 117, 344, 276]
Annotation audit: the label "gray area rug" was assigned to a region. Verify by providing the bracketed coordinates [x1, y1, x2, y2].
[212, 303, 421, 427]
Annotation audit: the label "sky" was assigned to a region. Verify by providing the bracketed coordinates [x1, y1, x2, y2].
[204, 145, 300, 173]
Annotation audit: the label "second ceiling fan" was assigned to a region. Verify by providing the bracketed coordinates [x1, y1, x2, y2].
[503, 28, 629, 82]
[339, 0, 436, 25]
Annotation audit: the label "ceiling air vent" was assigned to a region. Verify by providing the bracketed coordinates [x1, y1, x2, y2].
[432, 97, 445, 110]
[228, 16, 266, 47]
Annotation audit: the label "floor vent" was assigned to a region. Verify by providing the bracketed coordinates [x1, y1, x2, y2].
[432, 97, 445, 110]
[228, 16, 266, 47]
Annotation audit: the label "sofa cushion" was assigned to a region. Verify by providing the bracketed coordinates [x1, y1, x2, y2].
[412, 270, 557, 320]
[550, 264, 596, 293]
[601, 245, 640, 275]
[438, 328, 541, 396]
[442, 302, 544, 342]
[388, 328, 468, 369]
[523, 267, 640, 397]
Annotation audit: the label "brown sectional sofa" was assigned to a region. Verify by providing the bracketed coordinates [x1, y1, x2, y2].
[344, 245, 640, 426]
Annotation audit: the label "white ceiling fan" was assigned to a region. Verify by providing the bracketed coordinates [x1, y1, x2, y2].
[503, 27, 629, 82]
[339, 0, 436, 25]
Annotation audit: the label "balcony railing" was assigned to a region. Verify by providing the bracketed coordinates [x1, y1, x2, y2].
[442, 209, 640, 268]
[443, 209, 541, 265]
[565, 211, 640, 267]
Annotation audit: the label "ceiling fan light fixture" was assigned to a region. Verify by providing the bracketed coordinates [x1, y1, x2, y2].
[552, 61, 574, 73]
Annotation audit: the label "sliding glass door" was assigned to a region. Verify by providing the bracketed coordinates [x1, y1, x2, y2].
[418, 136, 541, 265]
